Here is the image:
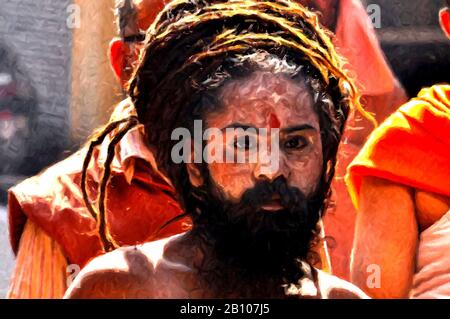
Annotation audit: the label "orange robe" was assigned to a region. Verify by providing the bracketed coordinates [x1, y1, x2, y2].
[346, 84, 450, 208]
[7, 221, 68, 298]
[346, 84, 450, 298]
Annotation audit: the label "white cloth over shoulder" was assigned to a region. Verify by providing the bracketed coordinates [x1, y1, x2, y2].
[411, 209, 450, 298]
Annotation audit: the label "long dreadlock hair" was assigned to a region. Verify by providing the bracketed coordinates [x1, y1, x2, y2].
[82, 0, 376, 252]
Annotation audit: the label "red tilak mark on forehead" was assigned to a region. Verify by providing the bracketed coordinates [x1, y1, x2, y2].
[268, 113, 281, 129]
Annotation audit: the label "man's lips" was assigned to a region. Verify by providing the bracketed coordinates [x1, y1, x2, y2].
[260, 195, 284, 212]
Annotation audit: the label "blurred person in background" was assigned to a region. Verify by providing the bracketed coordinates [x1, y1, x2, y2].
[6, 0, 406, 298]
[0, 45, 39, 202]
[348, 0, 450, 298]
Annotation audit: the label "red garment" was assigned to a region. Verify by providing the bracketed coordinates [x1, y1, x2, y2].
[8, 100, 191, 268]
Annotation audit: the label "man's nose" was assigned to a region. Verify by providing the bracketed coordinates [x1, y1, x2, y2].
[253, 155, 289, 182]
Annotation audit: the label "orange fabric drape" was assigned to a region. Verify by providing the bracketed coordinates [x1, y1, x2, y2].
[346, 85, 450, 209]
[7, 221, 68, 299]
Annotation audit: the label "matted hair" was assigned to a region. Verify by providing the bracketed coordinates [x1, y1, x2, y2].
[83, 0, 375, 251]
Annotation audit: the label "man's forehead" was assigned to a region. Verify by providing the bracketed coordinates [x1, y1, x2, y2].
[219, 72, 313, 109]
[207, 72, 319, 130]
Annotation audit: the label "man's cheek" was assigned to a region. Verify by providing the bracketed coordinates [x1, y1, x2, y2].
[288, 160, 322, 195]
[209, 163, 255, 201]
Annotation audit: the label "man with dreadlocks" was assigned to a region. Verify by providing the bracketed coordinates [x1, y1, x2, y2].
[64, 0, 368, 299]
[7, 0, 405, 298]
[107, 0, 408, 280]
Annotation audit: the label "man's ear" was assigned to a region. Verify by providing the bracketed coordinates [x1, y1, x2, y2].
[109, 38, 126, 81]
[440, 8, 450, 39]
[186, 163, 204, 188]
[186, 139, 204, 188]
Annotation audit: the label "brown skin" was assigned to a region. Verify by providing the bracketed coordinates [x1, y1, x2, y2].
[351, 177, 418, 299]
[350, 5, 450, 298]
[134, 0, 169, 30]
[351, 177, 450, 298]
[65, 234, 367, 299]
[65, 72, 367, 299]
[415, 191, 450, 231]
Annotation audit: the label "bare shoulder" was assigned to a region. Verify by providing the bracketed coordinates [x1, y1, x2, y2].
[64, 236, 179, 299]
[316, 269, 369, 299]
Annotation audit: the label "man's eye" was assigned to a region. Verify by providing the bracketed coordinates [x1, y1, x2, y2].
[284, 136, 308, 150]
[234, 135, 257, 150]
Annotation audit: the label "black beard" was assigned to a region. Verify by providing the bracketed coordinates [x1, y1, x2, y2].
[187, 174, 325, 285]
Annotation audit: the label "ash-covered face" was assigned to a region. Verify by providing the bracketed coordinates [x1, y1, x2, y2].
[185, 71, 326, 267]
[189, 71, 323, 208]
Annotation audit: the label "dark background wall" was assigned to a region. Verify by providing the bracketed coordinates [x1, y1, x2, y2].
[363, 0, 450, 97]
